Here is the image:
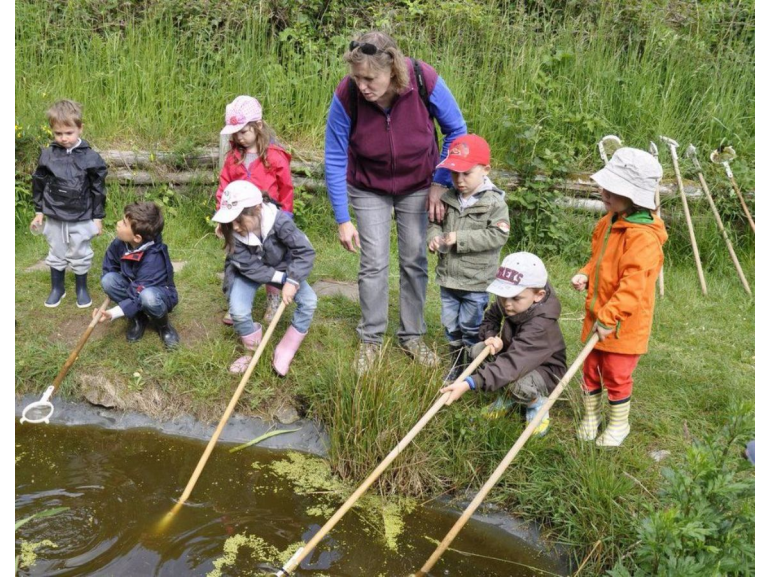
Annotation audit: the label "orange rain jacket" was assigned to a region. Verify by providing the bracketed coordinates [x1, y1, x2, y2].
[578, 211, 668, 354]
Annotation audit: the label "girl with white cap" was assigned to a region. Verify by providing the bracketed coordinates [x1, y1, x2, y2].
[217, 95, 295, 325]
[213, 180, 316, 376]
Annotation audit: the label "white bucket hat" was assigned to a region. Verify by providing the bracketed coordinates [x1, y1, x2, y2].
[590, 147, 662, 210]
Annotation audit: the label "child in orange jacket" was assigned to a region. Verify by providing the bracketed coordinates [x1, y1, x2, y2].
[571, 148, 667, 447]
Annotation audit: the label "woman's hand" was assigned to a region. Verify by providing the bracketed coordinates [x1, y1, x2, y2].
[338, 221, 360, 253]
[427, 183, 447, 223]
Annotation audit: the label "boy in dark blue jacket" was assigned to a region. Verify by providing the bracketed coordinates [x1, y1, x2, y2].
[94, 202, 180, 348]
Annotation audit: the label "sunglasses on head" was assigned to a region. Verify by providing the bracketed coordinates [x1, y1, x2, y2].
[349, 40, 382, 55]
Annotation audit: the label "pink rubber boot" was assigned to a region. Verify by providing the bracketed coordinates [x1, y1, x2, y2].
[272, 325, 307, 376]
[229, 326, 263, 374]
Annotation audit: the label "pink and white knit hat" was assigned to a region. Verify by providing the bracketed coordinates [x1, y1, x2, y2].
[220, 95, 263, 135]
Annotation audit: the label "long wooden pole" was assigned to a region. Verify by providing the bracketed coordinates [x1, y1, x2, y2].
[654, 186, 664, 297]
[725, 167, 755, 233]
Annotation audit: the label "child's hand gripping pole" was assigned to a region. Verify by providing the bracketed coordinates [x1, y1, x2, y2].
[414, 333, 600, 577]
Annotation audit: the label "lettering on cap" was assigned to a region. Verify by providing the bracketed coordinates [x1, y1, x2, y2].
[496, 267, 523, 284]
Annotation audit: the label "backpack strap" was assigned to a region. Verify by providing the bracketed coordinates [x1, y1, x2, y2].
[413, 59, 439, 148]
[413, 59, 431, 113]
[348, 76, 358, 135]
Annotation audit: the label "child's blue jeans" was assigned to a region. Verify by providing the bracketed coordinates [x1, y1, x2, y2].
[439, 286, 488, 347]
[101, 272, 168, 319]
[229, 275, 317, 337]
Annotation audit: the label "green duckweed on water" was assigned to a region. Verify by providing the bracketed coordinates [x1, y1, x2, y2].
[18, 539, 58, 571]
[206, 534, 305, 577]
[265, 451, 416, 553]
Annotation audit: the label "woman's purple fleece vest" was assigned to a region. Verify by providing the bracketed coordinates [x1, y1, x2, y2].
[335, 58, 439, 196]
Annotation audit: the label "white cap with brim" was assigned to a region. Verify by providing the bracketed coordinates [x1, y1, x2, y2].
[486, 252, 548, 298]
[212, 181, 263, 223]
[590, 147, 662, 210]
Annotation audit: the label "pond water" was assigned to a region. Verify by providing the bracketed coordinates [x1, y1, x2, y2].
[15, 423, 566, 576]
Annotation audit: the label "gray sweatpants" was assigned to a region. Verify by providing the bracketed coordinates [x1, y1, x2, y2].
[44, 218, 98, 275]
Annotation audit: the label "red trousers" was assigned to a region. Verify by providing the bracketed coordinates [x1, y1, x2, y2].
[582, 349, 641, 402]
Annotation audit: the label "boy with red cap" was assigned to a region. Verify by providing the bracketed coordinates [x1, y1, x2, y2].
[427, 134, 510, 382]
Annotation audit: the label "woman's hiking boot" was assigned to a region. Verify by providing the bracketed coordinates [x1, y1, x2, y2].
[126, 312, 149, 342]
[273, 325, 307, 376]
[75, 273, 92, 308]
[229, 326, 262, 373]
[401, 338, 440, 367]
[355, 342, 380, 376]
[576, 391, 602, 441]
[45, 267, 66, 308]
[596, 398, 630, 447]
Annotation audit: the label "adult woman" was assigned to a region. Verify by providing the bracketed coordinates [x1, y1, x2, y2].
[324, 31, 467, 373]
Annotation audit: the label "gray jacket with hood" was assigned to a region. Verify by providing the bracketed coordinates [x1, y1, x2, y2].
[225, 203, 315, 288]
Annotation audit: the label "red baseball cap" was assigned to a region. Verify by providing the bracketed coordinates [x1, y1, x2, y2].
[436, 134, 491, 172]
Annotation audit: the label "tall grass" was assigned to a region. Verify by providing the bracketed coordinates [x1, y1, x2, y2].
[16, 1, 755, 256]
[15, 1, 754, 180]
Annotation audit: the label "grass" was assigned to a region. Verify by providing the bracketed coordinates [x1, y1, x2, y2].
[14, 1, 755, 192]
[14, 189, 754, 572]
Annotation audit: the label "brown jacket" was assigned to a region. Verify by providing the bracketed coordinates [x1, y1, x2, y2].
[471, 283, 567, 393]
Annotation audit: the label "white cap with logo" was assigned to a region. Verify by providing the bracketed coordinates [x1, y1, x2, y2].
[212, 180, 263, 223]
[486, 252, 548, 298]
